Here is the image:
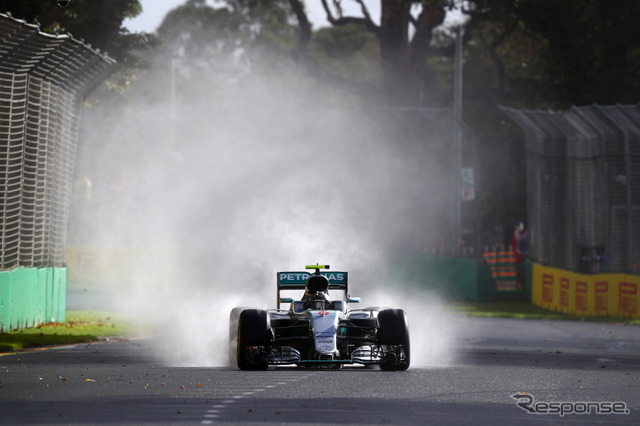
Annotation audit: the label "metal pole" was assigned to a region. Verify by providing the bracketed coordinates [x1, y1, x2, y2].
[170, 57, 177, 145]
[452, 25, 464, 255]
[623, 123, 632, 272]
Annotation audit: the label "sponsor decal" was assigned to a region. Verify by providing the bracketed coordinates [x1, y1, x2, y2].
[542, 274, 554, 303]
[560, 277, 570, 307]
[317, 311, 330, 316]
[324, 273, 345, 282]
[278, 272, 346, 284]
[511, 392, 629, 417]
[279, 272, 310, 282]
[619, 282, 638, 315]
[595, 281, 609, 312]
[575, 281, 588, 312]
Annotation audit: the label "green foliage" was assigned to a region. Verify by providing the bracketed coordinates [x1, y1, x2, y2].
[0, 0, 153, 67]
[215, 0, 299, 52]
[156, 0, 299, 74]
[313, 23, 373, 60]
[310, 23, 382, 90]
[158, 2, 247, 60]
[465, 0, 640, 108]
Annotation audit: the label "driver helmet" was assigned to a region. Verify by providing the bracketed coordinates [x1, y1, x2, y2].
[306, 291, 331, 310]
[303, 274, 331, 309]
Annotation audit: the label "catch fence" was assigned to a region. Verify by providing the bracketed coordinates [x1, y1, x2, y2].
[503, 105, 640, 274]
[0, 13, 115, 270]
[383, 107, 478, 256]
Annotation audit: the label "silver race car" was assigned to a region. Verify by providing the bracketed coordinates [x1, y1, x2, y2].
[229, 265, 410, 370]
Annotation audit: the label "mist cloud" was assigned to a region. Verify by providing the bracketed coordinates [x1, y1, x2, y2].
[74, 45, 456, 367]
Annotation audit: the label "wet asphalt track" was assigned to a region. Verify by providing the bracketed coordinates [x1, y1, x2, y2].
[1, 316, 639, 425]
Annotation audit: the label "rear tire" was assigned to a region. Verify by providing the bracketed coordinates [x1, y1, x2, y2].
[237, 309, 271, 370]
[377, 309, 410, 371]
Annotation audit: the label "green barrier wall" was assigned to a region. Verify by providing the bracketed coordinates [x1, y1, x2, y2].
[392, 256, 481, 301]
[0, 267, 66, 332]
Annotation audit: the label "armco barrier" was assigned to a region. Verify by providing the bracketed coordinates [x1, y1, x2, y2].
[0, 267, 66, 331]
[532, 263, 640, 318]
[393, 255, 480, 301]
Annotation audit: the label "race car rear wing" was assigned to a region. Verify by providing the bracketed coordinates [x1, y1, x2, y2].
[276, 268, 348, 309]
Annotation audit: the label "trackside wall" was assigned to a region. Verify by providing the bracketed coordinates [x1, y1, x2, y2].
[532, 263, 640, 318]
[0, 267, 66, 331]
[393, 255, 481, 301]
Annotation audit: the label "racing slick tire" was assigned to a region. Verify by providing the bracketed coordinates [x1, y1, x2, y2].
[229, 307, 250, 367]
[237, 309, 272, 370]
[377, 309, 410, 371]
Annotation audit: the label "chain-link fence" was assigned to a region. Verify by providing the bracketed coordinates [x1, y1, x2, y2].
[503, 105, 640, 274]
[0, 13, 115, 269]
[381, 107, 478, 256]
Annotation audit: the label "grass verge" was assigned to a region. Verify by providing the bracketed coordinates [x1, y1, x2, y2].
[452, 301, 640, 325]
[0, 311, 136, 352]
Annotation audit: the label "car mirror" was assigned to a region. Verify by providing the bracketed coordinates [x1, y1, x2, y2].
[279, 297, 294, 303]
[347, 296, 361, 303]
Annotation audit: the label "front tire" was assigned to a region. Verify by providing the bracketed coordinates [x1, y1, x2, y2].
[237, 309, 272, 370]
[377, 309, 410, 371]
[229, 307, 250, 367]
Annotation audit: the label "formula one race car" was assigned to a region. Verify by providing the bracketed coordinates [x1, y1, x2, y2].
[229, 265, 410, 370]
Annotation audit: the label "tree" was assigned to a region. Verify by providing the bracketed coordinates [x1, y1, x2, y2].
[157, 0, 298, 67]
[463, 0, 640, 108]
[0, 0, 154, 68]
[310, 22, 381, 89]
[224, 0, 301, 53]
[312, 0, 455, 106]
[182, 1, 455, 106]
[152, 0, 310, 103]
[157, 0, 248, 66]
[156, 0, 372, 105]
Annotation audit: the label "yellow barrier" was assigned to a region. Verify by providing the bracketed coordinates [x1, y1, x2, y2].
[532, 263, 640, 318]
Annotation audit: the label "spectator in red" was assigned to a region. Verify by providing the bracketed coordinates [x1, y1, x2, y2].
[511, 222, 528, 264]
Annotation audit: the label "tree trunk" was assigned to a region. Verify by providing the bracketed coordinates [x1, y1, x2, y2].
[380, 0, 414, 106]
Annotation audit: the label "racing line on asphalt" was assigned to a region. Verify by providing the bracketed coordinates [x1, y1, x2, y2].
[199, 371, 318, 424]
